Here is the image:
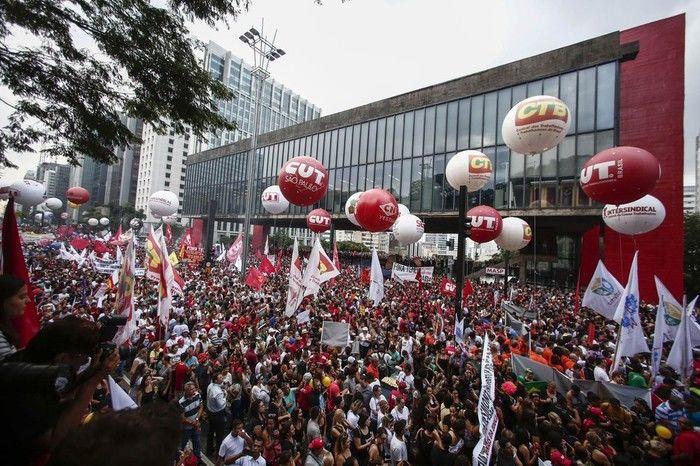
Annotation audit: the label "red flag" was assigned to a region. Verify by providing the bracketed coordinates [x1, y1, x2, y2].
[360, 267, 371, 284]
[259, 255, 276, 276]
[244, 267, 266, 290]
[332, 240, 340, 271]
[1, 199, 40, 347]
[70, 237, 90, 251]
[439, 277, 457, 297]
[587, 322, 596, 343]
[416, 267, 423, 289]
[165, 224, 172, 244]
[93, 241, 110, 255]
[109, 224, 123, 245]
[462, 279, 474, 299]
[275, 249, 283, 273]
[56, 225, 75, 239]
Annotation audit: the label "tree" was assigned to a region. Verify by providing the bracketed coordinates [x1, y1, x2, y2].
[685, 213, 700, 298]
[271, 229, 293, 250]
[0, 0, 248, 166]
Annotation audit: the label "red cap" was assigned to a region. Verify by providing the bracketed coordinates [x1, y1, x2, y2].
[308, 438, 324, 450]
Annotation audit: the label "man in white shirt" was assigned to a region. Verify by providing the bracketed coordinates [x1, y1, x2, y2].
[229, 438, 266, 465]
[369, 385, 387, 427]
[389, 419, 408, 466]
[217, 420, 252, 466]
[396, 366, 414, 391]
[207, 373, 229, 456]
[390, 397, 410, 424]
[251, 376, 270, 406]
[593, 358, 610, 382]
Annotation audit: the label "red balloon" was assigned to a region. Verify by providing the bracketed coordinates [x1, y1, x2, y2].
[355, 189, 399, 232]
[278, 156, 329, 206]
[66, 186, 90, 205]
[467, 205, 503, 243]
[306, 208, 332, 233]
[579, 146, 660, 205]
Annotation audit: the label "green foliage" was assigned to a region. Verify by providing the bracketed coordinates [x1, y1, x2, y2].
[271, 229, 293, 250]
[0, 0, 249, 166]
[685, 213, 700, 298]
[336, 240, 369, 252]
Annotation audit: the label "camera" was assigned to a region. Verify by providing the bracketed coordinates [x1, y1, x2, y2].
[0, 362, 74, 395]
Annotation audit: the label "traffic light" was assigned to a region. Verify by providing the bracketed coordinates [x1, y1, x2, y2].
[464, 216, 472, 237]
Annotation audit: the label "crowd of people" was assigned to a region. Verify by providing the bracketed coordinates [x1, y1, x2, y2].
[1, 227, 699, 466]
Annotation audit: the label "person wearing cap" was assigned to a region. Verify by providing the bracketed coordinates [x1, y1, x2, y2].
[304, 437, 331, 466]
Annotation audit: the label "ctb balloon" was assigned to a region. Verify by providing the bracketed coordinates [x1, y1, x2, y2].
[66, 186, 90, 205]
[345, 192, 364, 227]
[495, 217, 532, 251]
[278, 156, 329, 206]
[467, 205, 503, 243]
[306, 208, 332, 233]
[392, 214, 425, 246]
[261, 185, 289, 214]
[445, 150, 493, 192]
[148, 190, 179, 217]
[580, 146, 660, 205]
[502, 95, 571, 155]
[355, 189, 399, 232]
[602, 195, 665, 236]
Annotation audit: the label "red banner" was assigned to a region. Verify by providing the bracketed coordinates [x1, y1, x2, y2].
[463, 279, 474, 299]
[259, 256, 276, 276]
[245, 267, 266, 290]
[439, 277, 457, 297]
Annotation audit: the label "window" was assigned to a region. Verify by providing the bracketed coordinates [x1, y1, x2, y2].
[446, 101, 458, 152]
[457, 98, 470, 150]
[596, 63, 615, 130]
[496, 89, 511, 145]
[483, 92, 497, 147]
[393, 114, 403, 159]
[413, 109, 424, 157]
[435, 104, 447, 154]
[559, 72, 577, 134]
[367, 121, 377, 163]
[577, 68, 596, 132]
[469, 95, 483, 148]
[376, 119, 386, 162]
[403, 112, 414, 158]
[385, 117, 395, 159]
[169, 139, 174, 145]
[400, 158, 411, 206]
[424, 107, 435, 155]
[410, 157, 422, 211]
[359, 123, 369, 164]
[167, 156, 173, 161]
[166, 164, 171, 170]
[168, 147, 173, 153]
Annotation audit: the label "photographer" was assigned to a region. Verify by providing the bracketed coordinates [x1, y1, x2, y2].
[0, 316, 120, 466]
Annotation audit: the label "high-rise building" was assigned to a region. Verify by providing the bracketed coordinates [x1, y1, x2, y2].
[135, 122, 190, 223]
[194, 41, 321, 153]
[185, 15, 686, 302]
[69, 155, 109, 212]
[23, 170, 36, 180]
[36, 159, 70, 203]
[105, 116, 144, 207]
[684, 185, 696, 214]
[335, 230, 390, 253]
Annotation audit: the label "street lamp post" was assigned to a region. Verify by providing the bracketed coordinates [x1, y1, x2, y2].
[238, 25, 286, 275]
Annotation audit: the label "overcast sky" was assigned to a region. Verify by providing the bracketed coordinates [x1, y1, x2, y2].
[2, 0, 698, 185]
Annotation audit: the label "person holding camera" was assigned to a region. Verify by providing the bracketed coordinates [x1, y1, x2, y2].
[1, 316, 121, 466]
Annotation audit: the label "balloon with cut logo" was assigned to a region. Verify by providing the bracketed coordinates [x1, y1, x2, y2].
[261, 185, 289, 214]
[580, 146, 660, 205]
[355, 189, 399, 232]
[602, 195, 665, 236]
[392, 214, 425, 246]
[345, 192, 364, 226]
[148, 190, 179, 217]
[467, 205, 503, 243]
[66, 186, 90, 205]
[445, 150, 493, 192]
[11, 180, 46, 206]
[495, 217, 532, 251]
[278, 156, 329, 206]
[306, 208, 332, 233]
[502, 95, 571, 155]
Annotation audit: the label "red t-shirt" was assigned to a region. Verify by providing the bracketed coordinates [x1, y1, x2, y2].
[327, 381, 341, 411]
[173, 362, 188, 391]
[674, 430, 700, 466]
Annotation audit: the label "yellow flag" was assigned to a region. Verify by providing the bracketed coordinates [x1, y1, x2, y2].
[169, 251, 179, 266]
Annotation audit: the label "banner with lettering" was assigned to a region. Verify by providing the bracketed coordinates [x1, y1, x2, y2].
[473, 333, 498, 466]
[390, 263, 434, 283]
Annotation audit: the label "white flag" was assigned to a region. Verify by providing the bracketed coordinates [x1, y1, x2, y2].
[226, 233, 244, 271]
[302, 237, 322, 298]
[612, 252, 649, 373]
[368, 248, 384, 306]
[582, 260, 624, 322]
[113, 235, 136, 346]
[108, 375, 137, 411]
[667, 296, 699, 378]
[455, 316, 465, 345]
[651, 276, 684, 378]
[473, 333, 498, 466]
[264, 235, 269, 255]
[285, 239, 304, 317]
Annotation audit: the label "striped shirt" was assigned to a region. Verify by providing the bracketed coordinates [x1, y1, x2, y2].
[179, 393, 202, 429]
[0, 330, 16, 361]
[655, 400, 686, 432]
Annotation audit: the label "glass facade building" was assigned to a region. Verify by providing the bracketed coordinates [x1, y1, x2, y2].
[200, 41, 322, 151]
[185, 62, 616, 218]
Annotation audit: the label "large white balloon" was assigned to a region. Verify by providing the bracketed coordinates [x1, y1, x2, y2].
[148, 190, 179, 217]
[45, 197, 63, 210]
[11, 180, 46, 206]
[397, 204, 410, 216]
[162, 215, 178, 225]
[602, 195, 665, 236]
[87, 218, 99, 227]
[261, 185, 289, 214]
[0, 179, 13, 200]
[99, 217, 110, 226]
[502, 95, 571, 155]
[392, 214, 425, 246]
[495, 217, 532, 251]
[345, 192, 364, 227]
[445, 150, 493, 192]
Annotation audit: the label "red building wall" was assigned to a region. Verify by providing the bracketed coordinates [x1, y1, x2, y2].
[604, 15, 685, 303]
